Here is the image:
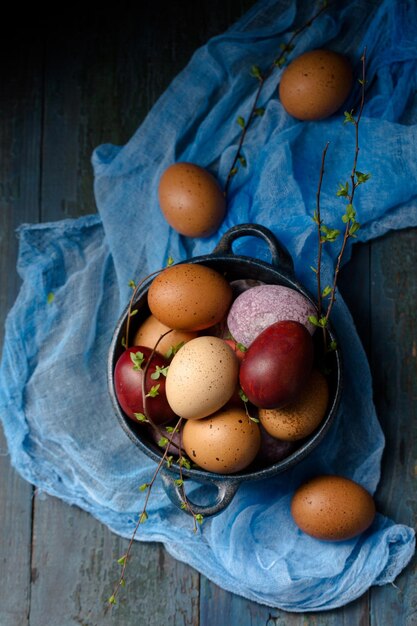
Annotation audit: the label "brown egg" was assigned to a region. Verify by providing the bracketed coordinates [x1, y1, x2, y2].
[158, 162, 226, 238]
[165, 336, 239, 420]
[258, 369, 329, 441]
[182, 407, 261, 474]
[133, 315, 198, 357]
[279, 49, 353, 120]
[291, 475, 376, 541]
[148, 263, 233, 331]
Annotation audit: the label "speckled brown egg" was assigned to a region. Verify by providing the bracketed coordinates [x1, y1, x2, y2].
[133, 315, 198, 357]
[258, 369, 329, 441]
[165, 336, 239, 420]
[148, 263, 233, 331]
[291, 475, 376, 541]
[279, 49, 353, 120]
[158, 162, 226, 238]
[182, 407, 261, 473]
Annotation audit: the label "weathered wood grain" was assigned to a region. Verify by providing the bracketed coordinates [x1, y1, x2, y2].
[339, 245, 372, 357]
[29, 495, 199, 626]
[369, 230, 417, 626]
[0, 32, 43, 626]
[0, 433, 33, 626]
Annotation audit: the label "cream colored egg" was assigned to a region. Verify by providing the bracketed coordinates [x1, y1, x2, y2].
[165, 336, 238, 420]
[259, 369, 329, 441]
[133, 315, 198, 357]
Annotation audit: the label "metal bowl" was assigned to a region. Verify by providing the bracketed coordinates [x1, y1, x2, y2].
[108, 224, 343, 516]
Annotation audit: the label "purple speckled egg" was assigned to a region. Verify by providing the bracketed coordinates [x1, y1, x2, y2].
[227, 284, 316, 347]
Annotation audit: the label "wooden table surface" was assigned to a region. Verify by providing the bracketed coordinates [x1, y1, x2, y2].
[1, 2, 416, 625]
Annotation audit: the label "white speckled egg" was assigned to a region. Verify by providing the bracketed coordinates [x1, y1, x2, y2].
[227, 285, 316, 347]
[165, 336, 239, 420]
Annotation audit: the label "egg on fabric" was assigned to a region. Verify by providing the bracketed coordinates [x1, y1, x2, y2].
[165, 336, 239, 420]
[279, 49, 353, 121]
[227, 284, 316, 348]
[259, 369, 329, 441]
[291, 475, 376, 541]
[133, 315, 198, 357]
[148, 263, 233, 331]
[158, 162, 226, 238]
[182, 407, 261, 474]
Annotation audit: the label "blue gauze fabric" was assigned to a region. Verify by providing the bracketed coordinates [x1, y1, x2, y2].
[1, 0, 416, 612]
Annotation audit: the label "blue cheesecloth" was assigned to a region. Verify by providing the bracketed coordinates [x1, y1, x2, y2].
[1, 0, 416, 612]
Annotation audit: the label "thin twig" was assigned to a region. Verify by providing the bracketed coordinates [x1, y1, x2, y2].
[324, 49, 367, 327]
[224, 0, 332, 195]
[106, 416, 184, 610]
[315, 141, 330, 319]
[176, 425, 202, 532]
[125, 269, 164, 349]
[141, 329, 173, 427]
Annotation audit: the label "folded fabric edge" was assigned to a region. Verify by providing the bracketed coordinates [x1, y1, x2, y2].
[161, 525, 416, 612]
[15, 212, 101, 236]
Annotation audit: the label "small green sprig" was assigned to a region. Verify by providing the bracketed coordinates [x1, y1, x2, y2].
[130, 351, 145, 370]
[108, 323, 206, 609]
[150, 365, 169, 380]
[165, 341, 185, 359]
[224, 0, 332, 194]
[239, 388, 260, 423]
[312, 49, 369, 348]
[106, 416, 185, 609]
[146, 384, 160, 398]
[133, 412, 148, 422]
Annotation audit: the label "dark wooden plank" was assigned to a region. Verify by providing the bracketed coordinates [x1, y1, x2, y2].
[0, 31, 43, 626]
[0, 432, 33, 626]
[29, 495, 199, 626]
[369, 229, 417, 626]
[40, 0, 256, 223]
[339, 244, 372, 357]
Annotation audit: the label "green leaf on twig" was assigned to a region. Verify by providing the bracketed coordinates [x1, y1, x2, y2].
[250, 65, 263, 80]
[130, 351, 145, 370]
[343, 110, 355, 125]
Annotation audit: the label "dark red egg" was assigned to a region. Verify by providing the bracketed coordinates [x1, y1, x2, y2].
[114, 346, 176, 425]
[239, 320, 314, 409]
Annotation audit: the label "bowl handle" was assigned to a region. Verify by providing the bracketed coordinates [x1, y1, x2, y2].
[160, 469, 239, 517]
[213, 223, 294, 275]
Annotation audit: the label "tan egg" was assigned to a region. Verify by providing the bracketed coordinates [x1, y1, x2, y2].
[279, 49, 353, 120]
[291, 475, 376, 541]
[258, 369, 329, 441]
[165, 336, 238, 420]
[182, 407, 261, 474]
[132, 315, 198, 357]
[158, 162, 226, 238]
[148, 263, 233, 331]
